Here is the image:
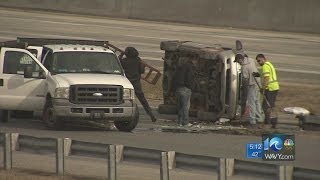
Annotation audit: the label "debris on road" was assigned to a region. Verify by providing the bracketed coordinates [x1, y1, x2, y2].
[284, 107, 310, 116]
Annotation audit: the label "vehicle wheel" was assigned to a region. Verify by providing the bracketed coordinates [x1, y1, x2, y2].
[114, 105, 139, 132]
[1, 110, 9, 123]
[158, 104, 177, 114]
[11, 111, 33, 119]
[43, 100, 64, 130]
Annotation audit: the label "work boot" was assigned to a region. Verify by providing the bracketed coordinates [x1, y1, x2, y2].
[258, 123, 264, 129]
[248, 124, 258, 130]
[151, 115, 157, 122]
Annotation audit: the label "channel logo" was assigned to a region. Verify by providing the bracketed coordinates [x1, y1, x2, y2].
[264, 137, 283, 152]
[284, 139, 295, 151]
[262, 134, 295, 161]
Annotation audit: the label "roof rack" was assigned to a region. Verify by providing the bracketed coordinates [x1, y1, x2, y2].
[0, 37, 162, 84]
[17, 37, 110, 47]
[0, 37, 111, 49]
[0, 37, 125, 54]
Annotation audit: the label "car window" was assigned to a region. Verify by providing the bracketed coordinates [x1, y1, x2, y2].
[52, 51, 123, 74]
[3, 51, 42, 78]
[43, 51, 54, 72]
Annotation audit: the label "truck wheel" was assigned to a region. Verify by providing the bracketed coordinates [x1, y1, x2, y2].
[114, 105, 139, 132]
[158, 104, 177, 114]
[43, 100, 64, 130]
[1, 110, 9, 123]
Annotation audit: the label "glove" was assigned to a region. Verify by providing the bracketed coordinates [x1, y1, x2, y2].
[252, 72, 260, 77]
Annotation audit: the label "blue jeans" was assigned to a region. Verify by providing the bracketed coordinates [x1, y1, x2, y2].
[176, 87, 192, 125]
[248, 84, 263, 124]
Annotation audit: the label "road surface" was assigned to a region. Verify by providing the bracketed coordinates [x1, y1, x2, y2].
[0, 7, 319, 84]
[0, 108, 319, 171]
[0, 7, 320, 178]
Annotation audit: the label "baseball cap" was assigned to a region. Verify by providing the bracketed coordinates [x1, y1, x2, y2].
[234, 53, 244, 62]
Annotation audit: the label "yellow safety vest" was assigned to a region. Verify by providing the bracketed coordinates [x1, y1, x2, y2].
[262, 61, 279, 91]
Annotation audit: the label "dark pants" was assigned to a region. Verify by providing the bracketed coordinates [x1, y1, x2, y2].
[176, 87, 192, 125]
[262, 90, 278, 124]
[131, 80, 155, 120]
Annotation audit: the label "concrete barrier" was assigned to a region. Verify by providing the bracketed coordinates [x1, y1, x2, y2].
[0, 0, 132, 18]
[0, 0, 320, 33]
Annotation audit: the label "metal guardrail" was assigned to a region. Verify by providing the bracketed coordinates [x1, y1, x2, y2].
[123, 146, 162, 164]
[175, 152, 218, 171]
[1, 133, 320, 180]
[234, 159, 277, 176]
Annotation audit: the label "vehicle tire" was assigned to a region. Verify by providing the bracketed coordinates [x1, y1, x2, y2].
[43, 100, 64, 130]
[11, 110, 33, 119]
[1, 110, 9, 123]
[114, 105, 139, 132]
[158, 104, 177, 114]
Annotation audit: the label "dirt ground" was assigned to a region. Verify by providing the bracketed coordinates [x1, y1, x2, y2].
[141, 78, 320, 114]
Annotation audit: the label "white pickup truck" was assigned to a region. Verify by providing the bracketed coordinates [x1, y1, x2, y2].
[0, 38, 138, 131]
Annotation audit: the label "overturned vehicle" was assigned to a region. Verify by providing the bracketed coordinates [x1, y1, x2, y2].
[158, 41, 243, 121]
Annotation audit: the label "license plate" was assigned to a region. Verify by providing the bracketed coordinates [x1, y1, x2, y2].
[90, 111, 104, 119]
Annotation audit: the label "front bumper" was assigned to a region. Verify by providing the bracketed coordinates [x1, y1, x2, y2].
[52, 98, 137, 122]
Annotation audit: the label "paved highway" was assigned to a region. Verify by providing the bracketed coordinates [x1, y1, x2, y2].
[1, 109, 320, 171]
[0, 7, 320, 174]
[0, 8, 319, 84]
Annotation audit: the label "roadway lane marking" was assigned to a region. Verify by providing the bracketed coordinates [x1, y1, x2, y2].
[2, 15, 320, 44]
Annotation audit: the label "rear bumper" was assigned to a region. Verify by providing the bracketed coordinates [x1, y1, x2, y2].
[52, 98, 137, 121]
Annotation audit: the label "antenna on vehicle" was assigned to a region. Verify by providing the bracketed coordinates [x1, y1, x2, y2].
[235, 40, 244, 54]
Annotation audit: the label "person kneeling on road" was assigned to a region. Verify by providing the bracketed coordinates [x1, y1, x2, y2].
[119, 47, 157, 122]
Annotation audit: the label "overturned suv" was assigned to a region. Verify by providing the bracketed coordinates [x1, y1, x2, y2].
[158, 41, 243, 121]
[0, 38, 138, 131]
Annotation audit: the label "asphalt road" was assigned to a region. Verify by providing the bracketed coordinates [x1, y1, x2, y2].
[0, 7, 320, 84]
[0, 7, 320, 175]
[0, 108, 320, 171]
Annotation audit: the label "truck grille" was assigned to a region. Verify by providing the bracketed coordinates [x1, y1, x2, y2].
[69, 85, 123, 105]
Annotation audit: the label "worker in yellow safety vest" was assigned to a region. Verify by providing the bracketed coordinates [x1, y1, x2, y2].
[256, 54, 279, 128]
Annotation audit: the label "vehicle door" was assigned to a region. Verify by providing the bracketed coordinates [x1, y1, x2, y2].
[26, 46, 43, 60]
[0, 47, 49, 111]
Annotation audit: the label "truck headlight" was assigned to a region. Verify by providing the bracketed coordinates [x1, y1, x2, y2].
[123, 88, 134, 100]
[55, 87, 69, 99]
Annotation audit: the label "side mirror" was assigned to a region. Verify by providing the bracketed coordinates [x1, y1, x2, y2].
[24, 66, 33, 78]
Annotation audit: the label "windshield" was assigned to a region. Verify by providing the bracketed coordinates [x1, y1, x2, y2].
[50, 51, 123, 74]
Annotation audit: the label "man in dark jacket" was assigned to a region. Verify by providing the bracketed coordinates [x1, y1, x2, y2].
[172, 58, 197, 126]
[119, 47, 157, 122]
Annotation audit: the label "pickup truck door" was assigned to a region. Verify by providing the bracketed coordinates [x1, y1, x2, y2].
[0, 48, 49, 111]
